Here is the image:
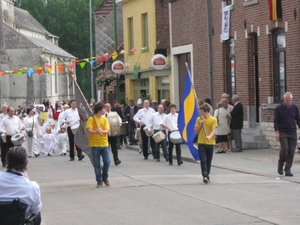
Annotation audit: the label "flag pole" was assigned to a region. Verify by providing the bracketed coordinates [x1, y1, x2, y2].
[69, 69, 93, 114]
[185, 62, 199, 107]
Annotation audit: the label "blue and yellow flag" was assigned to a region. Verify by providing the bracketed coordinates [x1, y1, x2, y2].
[178, 70, 200, 161]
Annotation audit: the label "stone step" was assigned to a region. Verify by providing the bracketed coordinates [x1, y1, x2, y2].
[242, 141, 269, 149]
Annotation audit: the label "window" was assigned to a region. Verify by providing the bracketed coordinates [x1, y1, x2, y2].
[273, 29, 286, 102]
[157, 77, 170, 103]
[128, 17, 134, 51]
[141, 13, 148, 51]
[226, 0, 232, 5]
[225, 37, 236, 96]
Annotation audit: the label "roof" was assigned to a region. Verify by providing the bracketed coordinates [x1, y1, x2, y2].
[28, 36, 76, 59]
[13, 7, 76, 59]
[14, 7, 49, 34]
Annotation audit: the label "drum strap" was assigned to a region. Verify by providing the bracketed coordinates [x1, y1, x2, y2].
[92, 116, 102, 136]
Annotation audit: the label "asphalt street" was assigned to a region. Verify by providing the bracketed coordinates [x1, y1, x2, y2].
[2, 144, 300, 225]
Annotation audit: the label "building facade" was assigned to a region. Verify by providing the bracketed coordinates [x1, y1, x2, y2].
[117, 0, 171, 104]
[169, 0, 299, 148]
[94, 0, 124, 103]
[0, 0, 76, 108]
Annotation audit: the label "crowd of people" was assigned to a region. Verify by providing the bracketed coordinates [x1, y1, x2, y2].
[0, 91, 299, 224]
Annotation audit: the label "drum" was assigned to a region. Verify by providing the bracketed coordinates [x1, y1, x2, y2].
[152, 131, 166, 143]
[170, 131, 182, 144]
[11, 132, 26, 146]
[134, 128, 141, 140]
[71, 122, 80, 135]
[1, 133, 6, 143]
[120, 122, 128, 135]
[143, 125, 154, 137]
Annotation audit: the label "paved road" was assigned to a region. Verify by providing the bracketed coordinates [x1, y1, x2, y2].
[2, 145, 300, 225]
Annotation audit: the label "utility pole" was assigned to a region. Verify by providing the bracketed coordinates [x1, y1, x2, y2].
[114, 0, 119, 100]
[89, 0, 95, 101]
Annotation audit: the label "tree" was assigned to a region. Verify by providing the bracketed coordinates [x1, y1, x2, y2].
[14, 0, 104, 99]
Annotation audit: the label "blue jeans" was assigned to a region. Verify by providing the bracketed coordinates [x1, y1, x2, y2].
[91, 147, 111, 184]
[198, 144, 214, 178]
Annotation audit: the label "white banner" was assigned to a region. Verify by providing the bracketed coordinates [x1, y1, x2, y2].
[221, 5, 231, 41]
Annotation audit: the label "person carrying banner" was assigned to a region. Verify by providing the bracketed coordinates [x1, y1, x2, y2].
[86, 102, 111, 188]
[62, 100, 84, 161]
[194, 104, 217, 184]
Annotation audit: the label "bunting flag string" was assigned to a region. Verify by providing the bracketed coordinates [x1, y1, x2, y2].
[0, 47, 144, 77]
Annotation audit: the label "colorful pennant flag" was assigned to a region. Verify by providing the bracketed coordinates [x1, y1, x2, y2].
[268, 0, 282, 21]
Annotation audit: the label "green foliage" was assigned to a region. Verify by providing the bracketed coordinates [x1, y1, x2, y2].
[14, 0, 104, 98]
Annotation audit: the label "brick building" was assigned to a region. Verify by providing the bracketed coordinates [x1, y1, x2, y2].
[170, 0, 298, 148]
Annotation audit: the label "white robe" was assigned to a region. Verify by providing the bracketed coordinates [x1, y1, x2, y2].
[56, 132, 69, 154]
[23, 115, 39, 157]
[43, 133, 57, 155]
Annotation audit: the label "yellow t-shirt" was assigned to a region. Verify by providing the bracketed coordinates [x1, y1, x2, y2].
[195, 116, 217, 145]
[86, 115, 109, 147]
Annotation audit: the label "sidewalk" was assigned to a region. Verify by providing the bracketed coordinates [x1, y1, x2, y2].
[127, 143, 300, 183]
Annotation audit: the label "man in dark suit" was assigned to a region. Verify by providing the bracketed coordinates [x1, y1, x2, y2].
[125, 99, 139, 145]
[230, 95, 243, 152]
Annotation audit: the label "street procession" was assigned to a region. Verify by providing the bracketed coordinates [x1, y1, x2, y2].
[2, 0, 300, 224]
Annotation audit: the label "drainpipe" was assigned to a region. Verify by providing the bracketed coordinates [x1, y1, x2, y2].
[168, 0, 173, 103]
[206, 0, 213, 106]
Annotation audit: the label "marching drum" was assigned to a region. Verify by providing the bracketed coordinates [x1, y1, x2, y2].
[152, 131, 166, 143]
[1, 133, 6, 143]
[71, 122, 80, 135]
[120, 122, 128, 135]
[143, 125, 154, 137]
[11, 132, 26, 146]
[169, 131, 182, 144]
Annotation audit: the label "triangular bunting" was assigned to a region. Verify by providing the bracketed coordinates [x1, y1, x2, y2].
[79, 62, 86, 68]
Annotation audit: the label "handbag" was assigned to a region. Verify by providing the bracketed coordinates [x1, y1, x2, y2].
[26, 118, 34, 137]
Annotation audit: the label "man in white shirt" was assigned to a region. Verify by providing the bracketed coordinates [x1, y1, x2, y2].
[161, 104, 183, 165]
[62, 100, 84, 161]
[105, 103, 122, 166]
[0, 106, 25, 167]
[133, 100, 156, 160]
[149, 104, 168, 162]
[0, 104, 8, 167]
[0, 146, 42, 224]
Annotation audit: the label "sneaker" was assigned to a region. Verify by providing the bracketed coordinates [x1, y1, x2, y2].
[278, 164, 283, 175]
[203, 177, 208, 184]
[285, 171, 293, 177]
[139, 149, 142, 154]
[103, 180, 110, 187]
[78, 155, 85, 161]
[96, 183, 102, 188]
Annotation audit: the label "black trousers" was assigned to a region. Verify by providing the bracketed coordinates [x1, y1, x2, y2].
[141, 126, 155, 159]
[108, 136, 119, 162]
[67, 127, 82, 159]
[168, 132, 182, 164]
[0, 136, 7, 165]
